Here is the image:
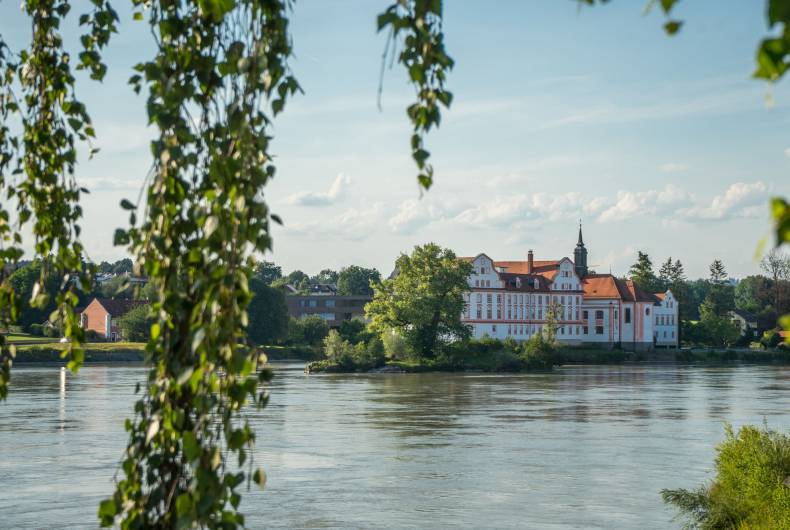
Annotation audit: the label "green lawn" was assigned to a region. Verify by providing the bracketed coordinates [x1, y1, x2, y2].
[13, 341, 146, 352]
[3, 333, 53, 344]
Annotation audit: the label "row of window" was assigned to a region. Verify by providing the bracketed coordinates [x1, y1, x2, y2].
[498, 324, 605, 336]
[655, 314, 675, 326]
[472, 293, 581, 305]
[297, 299, 366, 308]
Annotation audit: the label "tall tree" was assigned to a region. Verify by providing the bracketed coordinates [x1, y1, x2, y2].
[367, 243, 471, 358]
[337, 266, 381, 296]
[313, 268, 339, 284]
[628, 251, 658, 292]
[760, 249, 790, 311]
[247, 278, 289, 345]
[253, 260, 283, 285]
[658, 257, 674, 290]
[709, 259, 728, 284]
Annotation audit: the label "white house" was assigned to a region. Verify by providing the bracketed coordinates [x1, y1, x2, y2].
[461, 226, 679, 351]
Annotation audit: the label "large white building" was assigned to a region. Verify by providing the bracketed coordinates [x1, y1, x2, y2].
[461, 226, 679, 351]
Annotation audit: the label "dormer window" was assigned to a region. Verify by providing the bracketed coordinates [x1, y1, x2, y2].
[515, 277, 522, 288]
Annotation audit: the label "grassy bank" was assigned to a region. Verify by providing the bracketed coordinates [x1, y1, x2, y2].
[12, 342, 146, 363]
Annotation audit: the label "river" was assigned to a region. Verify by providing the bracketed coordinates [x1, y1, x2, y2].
[1, 363, 789, 529]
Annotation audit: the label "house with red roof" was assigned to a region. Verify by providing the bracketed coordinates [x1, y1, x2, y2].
[461, 225, 678, 351]
[79, 298, 144, 341]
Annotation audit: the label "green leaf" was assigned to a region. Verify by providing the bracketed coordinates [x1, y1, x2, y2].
[664, 20, 682, 35]
[120, 199, 136, 210]
[253, 467, 267, 488]
[182, 431, 200, 462]
[98, 498, 117, 525]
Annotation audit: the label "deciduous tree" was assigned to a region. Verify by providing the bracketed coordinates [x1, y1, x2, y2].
[367, 243, 471, 358]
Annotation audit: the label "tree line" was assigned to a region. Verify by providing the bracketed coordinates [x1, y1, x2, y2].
[627, 249, 790, 347]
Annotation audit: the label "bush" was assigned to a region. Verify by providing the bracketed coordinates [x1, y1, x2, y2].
[338, 319, 369, 344]
[29, 323, 45, 337]
[519, 334, 559, 370]
[761, 328, 784, 349]
[117, 304, 151, 342]
[317, 330, 385, 372]
[662, 424, 790, 529]
[382, 331, 411, 360]
[287, 316, 329, 347]
[85, 329, 101, 342]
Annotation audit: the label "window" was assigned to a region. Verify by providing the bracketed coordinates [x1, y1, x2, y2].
[583, 326, 588, 335]
[325, 299, 336, 307]
[475, 280, 479, 287]
[624, 307, 631, 324]
[487, 294, 492, 304]
[595, 310, 604, 320]
[560, 326, 565, 335]
[476, 293, 482, 303]
[487, 307, 492, 319]
[561, 296, 565, 304]
[595, 325, 604, 335]
[575, 308, 580, 320]
[476, 305, 482, 319]
[480, 267, 485, 274]
[492, 325, 497, 333]
[308, 299, 318, 308]
[486, 280, 491, 287]
[645, 307, 650, 316]
[583, 310, 588, 320]
[507, 325, 511, 335]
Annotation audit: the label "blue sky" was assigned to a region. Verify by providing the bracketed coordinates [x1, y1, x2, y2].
[2, 1, 788, 278]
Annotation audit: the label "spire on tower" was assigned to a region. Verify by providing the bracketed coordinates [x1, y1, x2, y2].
[577, 219, 584, 247]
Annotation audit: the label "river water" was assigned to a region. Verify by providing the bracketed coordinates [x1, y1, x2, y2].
[1, 363, 789, 529]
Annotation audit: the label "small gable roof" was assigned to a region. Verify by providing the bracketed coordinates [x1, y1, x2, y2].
[91, 298, 144, 317]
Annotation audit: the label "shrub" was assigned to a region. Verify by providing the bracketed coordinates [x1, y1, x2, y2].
[662, 424, 790, 529]
[352, 338, 385, 371]
[761, 329, 783, 349]
[382, 331, 411, 360]
[338, 319, 369, 344]
[288, 316, 329, 347]
[519, 334, 558, 370]
[29, 323, 44, 337]
[85, 329, 101, 342]
[319, 330, 385, 372]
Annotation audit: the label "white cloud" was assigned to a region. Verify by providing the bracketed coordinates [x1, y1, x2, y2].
[680, 181, 768, 221]
[598, 184, 691, 222]
[388, 197, 468, 234]
[285, 202, 384, 241]
[661, 162, 688, 173]
[283, 173, 351, 207]
[784, 147, 790, 158]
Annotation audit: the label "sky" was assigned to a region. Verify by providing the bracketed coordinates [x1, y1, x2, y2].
[2, 0, 789, 279]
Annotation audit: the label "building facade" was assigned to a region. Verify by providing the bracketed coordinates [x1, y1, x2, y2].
[461, 226, 679, 351]
[79, 298, 143, 341]
[283, 283, 371, 328]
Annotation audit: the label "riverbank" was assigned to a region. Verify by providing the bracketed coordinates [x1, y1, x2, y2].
[305, 347, 790, 373]
[10, 342, 320, 364]
[11, 342, 146, 363]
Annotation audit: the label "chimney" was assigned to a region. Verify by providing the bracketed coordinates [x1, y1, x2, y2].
[527, 250, 534, 274]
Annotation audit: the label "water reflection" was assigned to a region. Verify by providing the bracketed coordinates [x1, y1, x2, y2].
[2, 364, 790, 530]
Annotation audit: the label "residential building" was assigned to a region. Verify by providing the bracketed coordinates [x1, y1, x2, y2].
[282, 283, 370, 328]
[79, 298, 143, 341]
[461, 225, 679, 351]
[729, 309, 758, 336]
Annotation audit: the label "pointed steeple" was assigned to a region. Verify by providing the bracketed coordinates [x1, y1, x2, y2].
[574, 220, 588, 279]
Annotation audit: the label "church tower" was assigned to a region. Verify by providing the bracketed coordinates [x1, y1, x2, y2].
[574, 222, 588, 279]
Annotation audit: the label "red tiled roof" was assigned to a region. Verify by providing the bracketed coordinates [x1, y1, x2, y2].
[581, 275, 657, 302]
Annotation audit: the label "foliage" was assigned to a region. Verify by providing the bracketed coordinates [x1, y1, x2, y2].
[377, 0, 453, 190]
[761, 328, 784, 349]
[7, 260, 60, 331]
[308, 329, 385, 372]
[337, 318, 369, 345]
[662, 424, 790, 530]
[247, 278, 289, 345]
[519, 333, 559, 370]
[312, 268, 339, 284]
[0, 0, 117, 398]
[628, 251, 660, 293]
[367, 243, 471, 358]
[336, 265, 381, 296]
[381, 330, 411, 360]
[287, 316, 330, 347]
[736, 276, 774, 315]
[698, 314, 741, 348]
[709, 259, 728, 284]
[117, 304, 151, 342]
[253, 260, 282, 285]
